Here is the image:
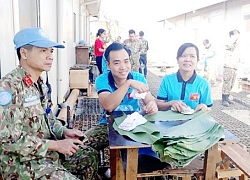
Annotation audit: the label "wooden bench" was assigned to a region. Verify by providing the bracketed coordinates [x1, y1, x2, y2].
[217, 143, 250, 179]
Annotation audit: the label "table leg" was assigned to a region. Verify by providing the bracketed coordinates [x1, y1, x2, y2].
[126, 148, 138, 180]
[182, 176, 191, 180]
[110, 149, 125, 180]
[220, 150, 231, 180]
[203, 143, 219, 180]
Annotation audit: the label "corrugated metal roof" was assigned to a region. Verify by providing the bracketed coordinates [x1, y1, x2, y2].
[82, 0, 101, 17]
[157, 0, 227, 20]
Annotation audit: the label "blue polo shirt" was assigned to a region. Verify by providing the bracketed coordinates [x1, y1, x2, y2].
[101, 56, 110, 73]
[95, 71, 147, 124]
[157, 71, 213, 109]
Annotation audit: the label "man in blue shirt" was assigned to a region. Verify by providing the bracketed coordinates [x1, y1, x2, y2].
[88, 42, 170, 173]
[156, 43, 213, 112]
[96, 43, 157, 124]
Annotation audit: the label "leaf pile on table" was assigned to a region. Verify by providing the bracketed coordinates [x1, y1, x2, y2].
[113, 111, 224, 167]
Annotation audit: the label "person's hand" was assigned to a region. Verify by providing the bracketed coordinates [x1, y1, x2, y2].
[143, 100, 158, 115]
[129, 80, 149, 93]
[194, 104, 208, 112]
[51, 139, 83, 156]
[169, 100, 188, 112]
[63, 128, 86, 140]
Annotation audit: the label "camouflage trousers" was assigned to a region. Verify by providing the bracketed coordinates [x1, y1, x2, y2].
[3, 146, 99, 180]
[131, 55, 140, 72]
[4, 125, 109, 180]
[62, 146, 99, 180]
[222, 67, 237, 94]
[4, 166, 81, 180]
[39, 146, 99, 180]
[84, 125, 109, 151]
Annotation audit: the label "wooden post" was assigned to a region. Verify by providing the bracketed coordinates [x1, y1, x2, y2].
[126, 148, 138, 180]
[110, 149, 125, 180]
[182, 176, 191, 180]
[203, 143, 218, 180]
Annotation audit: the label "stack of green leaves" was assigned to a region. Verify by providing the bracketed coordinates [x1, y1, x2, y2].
[113, 111, 224, 167]
[152, 111, 224, 167]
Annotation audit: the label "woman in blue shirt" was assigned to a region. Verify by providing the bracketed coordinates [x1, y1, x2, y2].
[156, 43, 213, 113]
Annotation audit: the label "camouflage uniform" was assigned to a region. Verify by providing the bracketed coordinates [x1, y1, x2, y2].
[139, 38, 149, 77]
[222, 40, 240, 94]
[84, 125, 109, 151]
[123, 39, 142, 72]
[0, 66, 98, 180]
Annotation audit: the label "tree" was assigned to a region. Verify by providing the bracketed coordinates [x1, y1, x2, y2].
[101, 13, 123, 43]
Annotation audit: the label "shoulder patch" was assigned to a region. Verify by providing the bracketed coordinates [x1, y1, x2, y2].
[0, 91, 12, 106]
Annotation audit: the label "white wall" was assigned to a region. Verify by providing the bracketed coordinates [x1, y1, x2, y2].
[161, 0, 250, 76]
[18, 0, 37, 28]
[39, 0, 61, 104]
[0, 0, 19, 77]
[55, 0, 82, 103]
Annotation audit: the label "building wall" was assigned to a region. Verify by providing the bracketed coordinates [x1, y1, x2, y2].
[162, 0, 250, 76]
[18, 0, 38, 28]
[0, 0, 19, 78]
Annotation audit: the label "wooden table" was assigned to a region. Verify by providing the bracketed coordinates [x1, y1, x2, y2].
[108, 111, 239, 180]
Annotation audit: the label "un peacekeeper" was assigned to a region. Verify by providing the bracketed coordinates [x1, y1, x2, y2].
[123, 29, 143, 72]
[0, 27, 98, 180]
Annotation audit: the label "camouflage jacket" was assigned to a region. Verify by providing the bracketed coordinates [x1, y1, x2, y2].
[224, 40, 240, 69]
[0, 66, 67, 179]
[123, 39, 142, 65]
[139, 38, 149, 55]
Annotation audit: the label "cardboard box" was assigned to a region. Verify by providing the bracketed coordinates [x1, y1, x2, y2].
[75, 46, 90, 65]
[69, 69, 89, 88]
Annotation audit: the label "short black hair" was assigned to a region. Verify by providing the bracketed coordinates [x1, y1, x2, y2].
[128, 29, 135, 34]
[104, 43, 131, 62]
[203, 39, 209, 45]
[176, 43, 199, 61]
[16, 45, 33, 61]
[139, 31, 144, 36]
[229, 29, 240, 37]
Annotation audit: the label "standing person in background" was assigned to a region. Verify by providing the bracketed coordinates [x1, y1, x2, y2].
[222, 29, 240, 107]
[115, 36, 122, 43]
[202, 39, 217, 86]
[94, 28, 106, 74]
[139, 31, 149, 78]
[123, 29, 143, 72]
